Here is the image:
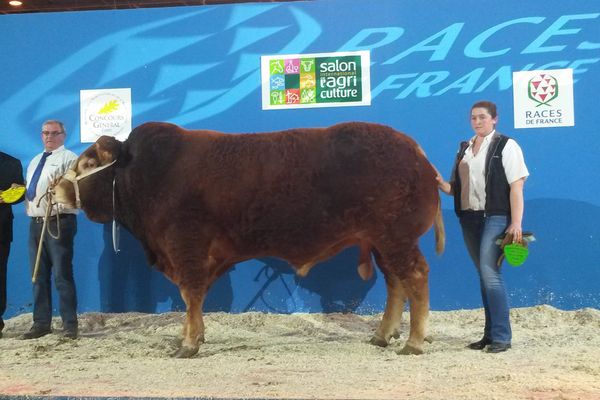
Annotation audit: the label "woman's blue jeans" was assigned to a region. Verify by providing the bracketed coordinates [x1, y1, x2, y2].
[459, 213, 511, 345]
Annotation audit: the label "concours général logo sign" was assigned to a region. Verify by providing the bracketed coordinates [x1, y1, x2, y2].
[80, 88, 132, 143]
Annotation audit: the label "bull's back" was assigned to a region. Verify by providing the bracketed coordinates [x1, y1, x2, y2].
[126, 122, 438, 251]
[202, 122, 436, 244]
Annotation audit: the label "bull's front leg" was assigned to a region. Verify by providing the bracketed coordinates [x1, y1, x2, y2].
[173, 286, 206, 358]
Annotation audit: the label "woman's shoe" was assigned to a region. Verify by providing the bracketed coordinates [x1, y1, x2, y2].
[467, 337, 492, 350]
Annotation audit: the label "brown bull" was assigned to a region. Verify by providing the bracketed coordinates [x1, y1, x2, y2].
[53, 121, 444, 358]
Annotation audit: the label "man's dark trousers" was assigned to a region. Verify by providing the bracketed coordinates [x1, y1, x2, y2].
[28, 214, 78, 331]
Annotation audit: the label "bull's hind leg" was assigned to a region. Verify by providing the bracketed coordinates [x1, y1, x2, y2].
[369, 249, 406, 346]
[371, 245, 430, 354]
[173, 285, 207, 358]
[370, 272, 406, 347]
[397, 248, 430, 355]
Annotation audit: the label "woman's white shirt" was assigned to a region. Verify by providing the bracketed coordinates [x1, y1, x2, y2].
[458, 131, 529, 211]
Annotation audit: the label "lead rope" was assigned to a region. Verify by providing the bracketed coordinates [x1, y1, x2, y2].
[112, 177, 120, 253]
[32, 189, 61, 283]
[35, 159, 120, 279]
[31, 160, 117, 283]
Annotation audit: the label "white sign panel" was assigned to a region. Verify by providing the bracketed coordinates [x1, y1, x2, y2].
[80, 88, 132, 143]
[261, 51, 371, 110]
[513, 69, 574, 129]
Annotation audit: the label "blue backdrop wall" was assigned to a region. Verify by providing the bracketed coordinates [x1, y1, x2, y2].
[1, 0, 598, 318]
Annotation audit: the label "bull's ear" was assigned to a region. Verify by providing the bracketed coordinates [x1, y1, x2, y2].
[95, 136, 122, 165]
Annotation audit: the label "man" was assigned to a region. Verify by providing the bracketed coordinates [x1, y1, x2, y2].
[22, 120, 79, 340]
[0, 151, 25, 338]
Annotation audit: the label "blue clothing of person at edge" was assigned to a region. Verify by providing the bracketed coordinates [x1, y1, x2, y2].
[436, 100, 529, 353]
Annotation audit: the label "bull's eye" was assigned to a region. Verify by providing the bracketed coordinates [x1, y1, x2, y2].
[79, 158, 98, 171]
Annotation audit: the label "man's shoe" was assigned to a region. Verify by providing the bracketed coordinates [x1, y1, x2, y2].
[487, 342, 511, 353]
[467, 337, 492, 350]
[63, 329, 78, 339]
[20, 327, 52, 340]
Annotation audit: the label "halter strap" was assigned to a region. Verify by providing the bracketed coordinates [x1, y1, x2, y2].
[61, 160, 117, 208]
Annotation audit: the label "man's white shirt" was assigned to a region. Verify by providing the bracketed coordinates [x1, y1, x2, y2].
[26, 146, 79, 217]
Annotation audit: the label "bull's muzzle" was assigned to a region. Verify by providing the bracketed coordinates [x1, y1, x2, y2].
[59, 169, 82, 208]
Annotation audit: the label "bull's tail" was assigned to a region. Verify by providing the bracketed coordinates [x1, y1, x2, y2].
[434, 198, 445, 255]
[426, 156, 445, 255]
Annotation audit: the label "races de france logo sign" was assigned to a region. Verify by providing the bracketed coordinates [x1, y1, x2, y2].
[261, 51, 371, 110]
[80, 88, 132, 143]
[528, 74, 559, 106]
[512, 69, 574, 129]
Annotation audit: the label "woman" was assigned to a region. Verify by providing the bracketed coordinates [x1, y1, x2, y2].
[437, 100, 529, 353]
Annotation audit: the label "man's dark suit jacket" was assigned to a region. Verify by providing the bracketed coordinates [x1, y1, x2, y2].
[0, 152, 25, 244]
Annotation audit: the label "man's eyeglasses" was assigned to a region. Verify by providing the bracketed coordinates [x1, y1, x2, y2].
[41, 131, 64, 137]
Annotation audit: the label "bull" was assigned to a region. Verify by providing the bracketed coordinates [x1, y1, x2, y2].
[53, 121, 444, 358]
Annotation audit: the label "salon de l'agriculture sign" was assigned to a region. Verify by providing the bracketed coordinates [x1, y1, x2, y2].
[261, 51, 371, 110]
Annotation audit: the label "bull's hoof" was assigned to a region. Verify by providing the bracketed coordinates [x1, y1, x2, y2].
[369, 334, 389, 348]
[392, 329, 401, 339]
[424, 335, 434, 343]
[397, 344, 424, 355]
[171, 345, 199, 358]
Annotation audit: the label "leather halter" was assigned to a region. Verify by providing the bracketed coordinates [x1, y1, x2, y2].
[60, 159, 117, 208]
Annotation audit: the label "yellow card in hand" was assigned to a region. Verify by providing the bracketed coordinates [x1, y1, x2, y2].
[0, 186, 26, 203]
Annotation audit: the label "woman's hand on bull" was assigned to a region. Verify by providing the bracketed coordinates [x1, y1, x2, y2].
[436, 175, 452, 195]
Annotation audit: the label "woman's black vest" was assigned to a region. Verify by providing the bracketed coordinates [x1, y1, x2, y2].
[452, 134, 511, 217]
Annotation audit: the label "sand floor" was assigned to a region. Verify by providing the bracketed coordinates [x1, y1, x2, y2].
[0, 305, 599, 399]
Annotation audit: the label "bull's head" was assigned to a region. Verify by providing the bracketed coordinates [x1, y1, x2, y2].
[54, 135, 122, 223]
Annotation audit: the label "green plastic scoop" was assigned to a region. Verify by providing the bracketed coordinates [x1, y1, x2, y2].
[503, 243, 529, 266]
